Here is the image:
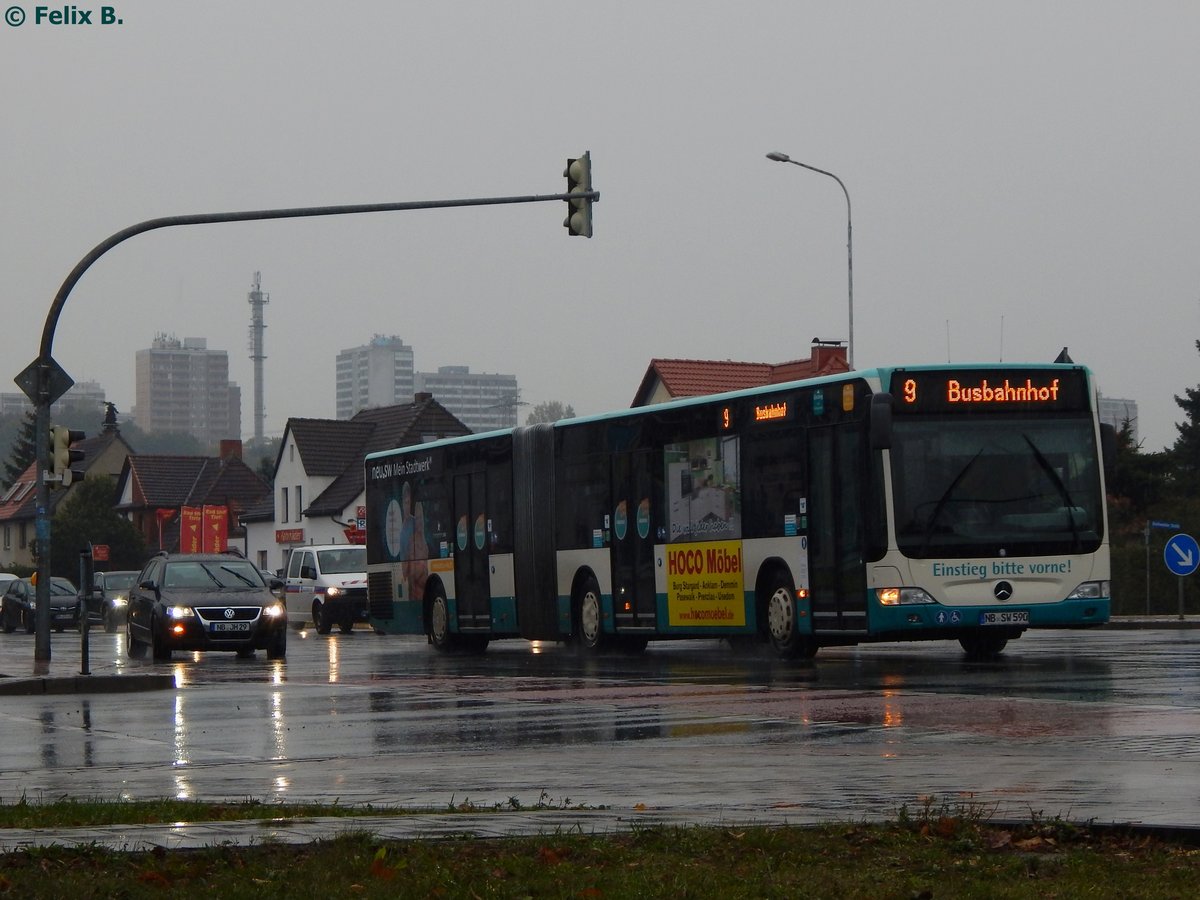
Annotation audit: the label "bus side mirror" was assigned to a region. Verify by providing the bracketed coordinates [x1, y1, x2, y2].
[1099, 422, 1116, 484]
[870, 393, 893, 450]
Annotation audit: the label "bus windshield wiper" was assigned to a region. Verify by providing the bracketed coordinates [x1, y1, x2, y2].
[919, 449, 983, 555]
[1021, 434, 1082, 550]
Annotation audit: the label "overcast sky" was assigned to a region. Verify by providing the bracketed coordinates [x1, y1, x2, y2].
[3, 1, 1197, 451]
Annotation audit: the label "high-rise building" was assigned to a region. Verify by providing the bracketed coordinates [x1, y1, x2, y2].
[335, 336, 519, 432]
[335, 335, 415, 420]
[415, 366, 520, 433]
[133, 334, 241, 447]
[1098, 395, 1139, 444]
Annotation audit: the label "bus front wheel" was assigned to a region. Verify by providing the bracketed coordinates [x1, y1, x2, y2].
[959, 633, 1009, 659]
[765, 575, 816, 659]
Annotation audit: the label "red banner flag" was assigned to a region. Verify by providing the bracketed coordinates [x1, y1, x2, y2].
[202, 505, 229, 553]
[180, 506, 203, 554]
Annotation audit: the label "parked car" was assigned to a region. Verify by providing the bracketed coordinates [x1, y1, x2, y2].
[2, 577, 80, 634]
[126, 552, 287, 660]
[80, 570, 140, 633]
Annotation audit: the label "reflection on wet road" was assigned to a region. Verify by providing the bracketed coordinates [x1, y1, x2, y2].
[0, 627, 1197, 826]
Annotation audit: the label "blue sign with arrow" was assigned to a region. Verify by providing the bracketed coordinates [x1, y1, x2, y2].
[1164, 533, 1199, 577]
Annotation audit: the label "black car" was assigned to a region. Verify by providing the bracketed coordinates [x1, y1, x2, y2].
[126, 552, 287, 660]
[80, 570, 140, 633]
[2, 577, 80, 634]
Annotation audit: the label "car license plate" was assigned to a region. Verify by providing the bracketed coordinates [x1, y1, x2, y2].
[979, 610, 1028, 626]
[210, 622, 251, 633]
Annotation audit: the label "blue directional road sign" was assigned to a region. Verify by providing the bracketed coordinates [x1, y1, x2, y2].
[1164, 533, 1200, 577]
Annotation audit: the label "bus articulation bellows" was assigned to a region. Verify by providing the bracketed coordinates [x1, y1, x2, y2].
[365, 363, 1113, 659]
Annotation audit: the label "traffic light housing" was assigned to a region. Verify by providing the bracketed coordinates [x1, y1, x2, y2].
[564, 151, 594, 238]
[50, 425, 85, 487]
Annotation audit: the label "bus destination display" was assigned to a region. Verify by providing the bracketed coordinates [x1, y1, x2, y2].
[890, 369, 1089, 414]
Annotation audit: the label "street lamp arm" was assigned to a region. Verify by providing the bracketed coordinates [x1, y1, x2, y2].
[39, 191, 592, 360]
[765, 151, 854, 369]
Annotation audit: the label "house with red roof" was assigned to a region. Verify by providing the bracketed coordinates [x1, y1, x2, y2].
[114, 440, 270, 555]
[0, 419, 134, 570]
[630, 342, 850, 407]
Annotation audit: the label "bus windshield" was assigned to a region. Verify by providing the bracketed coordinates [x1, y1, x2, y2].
[891, 415, 1104, 559]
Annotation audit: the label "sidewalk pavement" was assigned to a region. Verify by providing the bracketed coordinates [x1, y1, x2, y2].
[0, 672, 174, 696]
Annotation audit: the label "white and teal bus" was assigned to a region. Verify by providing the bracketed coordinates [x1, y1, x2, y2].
[365, 363, 1113, 658]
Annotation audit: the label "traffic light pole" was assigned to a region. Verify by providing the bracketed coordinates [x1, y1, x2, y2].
[23, 186, 598, 666]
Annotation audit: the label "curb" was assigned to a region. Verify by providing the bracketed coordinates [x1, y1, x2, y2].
[0, 673, 176, 696]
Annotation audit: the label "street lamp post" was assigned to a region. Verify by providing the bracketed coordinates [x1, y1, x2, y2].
[766, 151, 854, 369]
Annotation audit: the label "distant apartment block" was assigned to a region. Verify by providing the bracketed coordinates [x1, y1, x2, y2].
[415, 366, 519, 433]
[0, 379, 107, 419]
[335, 336, 519, 433]
[1098, 395, 1139, 444]
[335, 335, 415, 420]
[133, 335, 241, 447]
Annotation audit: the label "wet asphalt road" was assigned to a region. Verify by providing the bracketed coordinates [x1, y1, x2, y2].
[0, 624, 1198, 829]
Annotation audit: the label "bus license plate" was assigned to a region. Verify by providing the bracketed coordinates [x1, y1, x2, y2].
[211, 622, 251, 633]
[979, 611, 1028, 626]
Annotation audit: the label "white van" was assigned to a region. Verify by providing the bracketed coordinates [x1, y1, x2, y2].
[284, 545, 368, 634]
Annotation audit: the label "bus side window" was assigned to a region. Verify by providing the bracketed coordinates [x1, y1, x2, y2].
[742, 427, 806, 538]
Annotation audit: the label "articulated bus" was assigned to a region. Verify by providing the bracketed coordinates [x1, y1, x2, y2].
[365, 363, 1113, 658]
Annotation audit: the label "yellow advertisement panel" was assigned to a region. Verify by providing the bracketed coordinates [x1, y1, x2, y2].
[665, 540, 746, 627]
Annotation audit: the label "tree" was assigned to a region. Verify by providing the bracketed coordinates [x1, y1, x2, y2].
[1107, 421, 1170, 536]
[1169, 339, 1200, 500]
[51, 475, 146, 579]
[245, 436, 282, 485]
[2, 409, 37, 489]
[525, 401, 576, 426]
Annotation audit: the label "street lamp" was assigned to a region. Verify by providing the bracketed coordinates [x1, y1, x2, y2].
[765, 151, 854, 369]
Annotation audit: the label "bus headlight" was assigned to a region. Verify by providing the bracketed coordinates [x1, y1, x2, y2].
[876, 587, 937, 606]
[1066, 581, 1110, 600]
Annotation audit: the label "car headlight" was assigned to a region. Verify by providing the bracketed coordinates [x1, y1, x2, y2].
[1066, 581, 1110, 600]
[325, 586, 342, 598]
[166, 605, 196, 619]
[876, 587, 938, 606]
[263, 602, 286, 618]
[111, 596, 128, 608]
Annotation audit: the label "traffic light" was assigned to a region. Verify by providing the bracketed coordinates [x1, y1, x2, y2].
[50, 425, 85, 487]
[563, 151, 594, 238]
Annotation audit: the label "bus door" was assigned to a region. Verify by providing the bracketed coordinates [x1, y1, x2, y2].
[808, 425, 868, 632]
[610, 450, 657, 629]
[453, 468, 492, 630]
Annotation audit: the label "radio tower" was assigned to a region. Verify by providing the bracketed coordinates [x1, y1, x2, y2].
[247, 272, 269, 445]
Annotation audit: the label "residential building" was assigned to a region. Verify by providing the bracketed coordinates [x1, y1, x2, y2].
[133, 334, 241, 448]
[414, 366, 520, 433]
[631, 343, 850, 406]
[244, 394, 470, 573]
[335, 335, 415, 420]
[0, 417, 134, 569]
[114, 440, 269, 555]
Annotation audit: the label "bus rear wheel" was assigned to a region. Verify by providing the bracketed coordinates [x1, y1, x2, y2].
[427, 589, 457, 652]
[765, 575, 816, 659]
[574, 576, 608, 652]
